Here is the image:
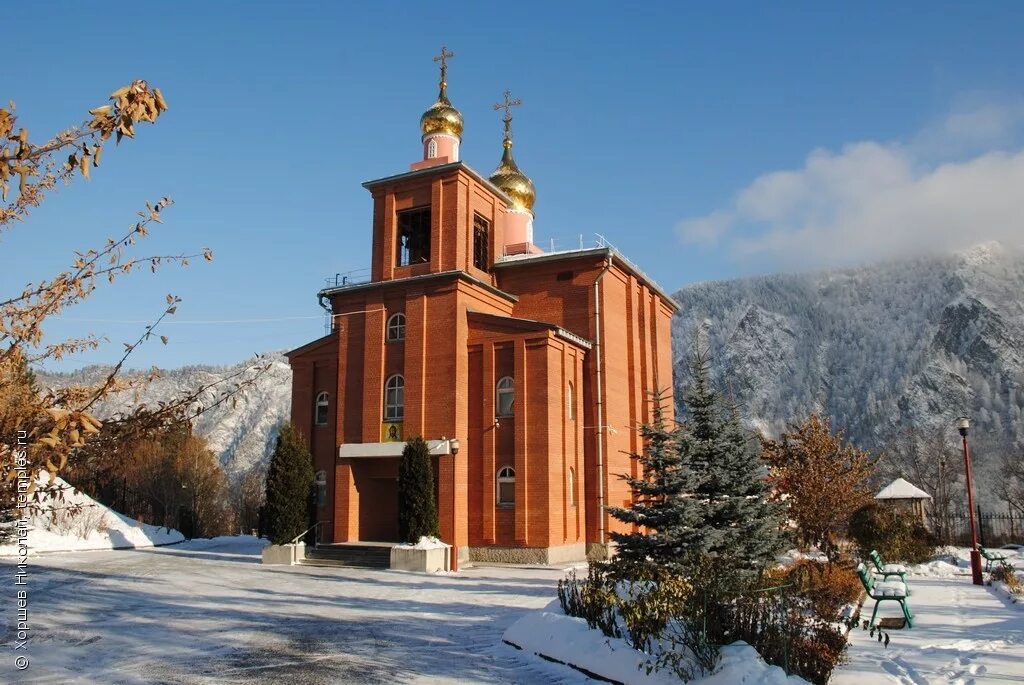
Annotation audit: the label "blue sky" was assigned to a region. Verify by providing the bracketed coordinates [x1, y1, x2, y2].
[5, 2, 1023, 370]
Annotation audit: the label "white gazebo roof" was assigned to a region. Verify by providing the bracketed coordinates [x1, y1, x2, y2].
[875, 477, 932, 500]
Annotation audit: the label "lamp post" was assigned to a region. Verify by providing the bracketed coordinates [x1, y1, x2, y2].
[957, 417, 984, 585]
[445, 437, 461, 572]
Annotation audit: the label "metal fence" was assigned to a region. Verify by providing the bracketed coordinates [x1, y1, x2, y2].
[941, 509, 1021, 547]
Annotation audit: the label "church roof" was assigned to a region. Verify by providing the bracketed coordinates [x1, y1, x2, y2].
[467, 310, 592, 350]
[285, 331, 336, 359]
[494, 247, 679, 311]
[875, 477, 932, 500]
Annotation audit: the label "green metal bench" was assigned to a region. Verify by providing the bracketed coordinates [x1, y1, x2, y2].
[869, 550, 911, 593]
[857, 562, 913, 629]
[980, 547, 1013, 573]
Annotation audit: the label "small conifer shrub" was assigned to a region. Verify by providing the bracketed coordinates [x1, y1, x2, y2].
[398, 436, 438, 543]
[263, 423, 314, 545]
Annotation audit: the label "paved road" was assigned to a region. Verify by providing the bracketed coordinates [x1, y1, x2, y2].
[0, 537, 591, 684]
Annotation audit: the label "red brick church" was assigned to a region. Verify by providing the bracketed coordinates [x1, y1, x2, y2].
[287, 49, 676, 563]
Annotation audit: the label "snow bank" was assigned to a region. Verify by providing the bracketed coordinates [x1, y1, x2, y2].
[503, 606, 808, 685]
[906, 547, 1021, 577]
[0, 474, 183, 555]
[906, 559, 965, 577]
[503, 608, 679, 685]
[992, 578, 1024, 608]
[777, 548, 827, 567]
[395, 536, 449, 550]
[699, 644, 810, 685]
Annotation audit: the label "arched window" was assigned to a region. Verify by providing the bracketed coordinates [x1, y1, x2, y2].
[315, 392, 329, 426]
[427, 138, 437, 159]
[567, 467, 576, 507]
[496, 376, 515, 417]
[497, 466, 515, 506]
[567, 382, 576, 421]
[384, 375, 404, 421]
[386, 312, 406, 342]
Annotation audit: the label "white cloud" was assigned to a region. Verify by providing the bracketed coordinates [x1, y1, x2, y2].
[677, 210, 734, 246]
[678, 102, 1024, 268]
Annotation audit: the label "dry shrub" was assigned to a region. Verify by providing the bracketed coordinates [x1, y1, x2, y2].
[557, 563, 623, 640]
[701, 586, 847, 685]
[992, 562, 1023, 595]
[559, 561, 850, 684]
[46, 504, 106, 538]
[848, 502, 936, 564]
[784, 559, 863, 619]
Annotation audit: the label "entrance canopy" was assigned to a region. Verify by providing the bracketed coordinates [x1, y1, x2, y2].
[338, 439, 454, 459]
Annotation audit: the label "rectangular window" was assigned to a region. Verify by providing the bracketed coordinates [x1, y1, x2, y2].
[396, 207, 431, 267]
[498, 480, 515, 506]
[473, 214, 490, 271]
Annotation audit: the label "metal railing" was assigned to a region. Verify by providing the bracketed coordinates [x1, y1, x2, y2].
[939, 509, 1021, 547]
[288, 520, 331, 547]
[323, 269, 371, 289]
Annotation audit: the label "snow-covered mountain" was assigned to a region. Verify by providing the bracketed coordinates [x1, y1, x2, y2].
[39, 355, 292, 481]
[671, 242, 1024, 461]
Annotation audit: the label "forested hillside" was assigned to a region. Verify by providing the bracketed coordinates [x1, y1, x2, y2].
[671, 242, 1024, 496]
[38, 355, 292, 481]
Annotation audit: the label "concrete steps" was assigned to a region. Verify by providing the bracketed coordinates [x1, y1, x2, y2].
[298, 543, 393, 569]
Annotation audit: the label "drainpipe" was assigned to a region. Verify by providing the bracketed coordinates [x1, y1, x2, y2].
[593, 255, 613, 549]
[318, 293, 332, 331]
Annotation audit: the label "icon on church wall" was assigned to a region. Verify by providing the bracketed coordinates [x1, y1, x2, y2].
[381, 422, 403, 442]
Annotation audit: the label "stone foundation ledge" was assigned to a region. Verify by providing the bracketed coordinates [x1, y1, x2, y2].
[468, 542, 587, 565]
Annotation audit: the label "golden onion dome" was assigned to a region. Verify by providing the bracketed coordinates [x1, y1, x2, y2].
[420, 82, 464, 138]
[489, 139, 535, 212]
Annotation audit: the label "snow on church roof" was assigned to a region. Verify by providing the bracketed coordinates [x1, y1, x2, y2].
[875, 477, 932, 500]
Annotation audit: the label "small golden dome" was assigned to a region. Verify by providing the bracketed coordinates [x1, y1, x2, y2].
[420, 82, 464, 138]
[489, 139, 535, 212]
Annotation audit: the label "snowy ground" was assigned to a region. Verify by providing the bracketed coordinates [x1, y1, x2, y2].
[6, 540, 1024, 684]
[833, 576, 1024, 685]
[0, 536, 593, 684]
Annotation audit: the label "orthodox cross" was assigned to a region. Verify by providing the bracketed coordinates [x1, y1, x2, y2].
[433, 46, 455, 85]
[493, 89, 522, 139]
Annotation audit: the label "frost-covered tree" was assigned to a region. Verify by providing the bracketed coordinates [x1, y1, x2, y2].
[880, 428, 963, 544]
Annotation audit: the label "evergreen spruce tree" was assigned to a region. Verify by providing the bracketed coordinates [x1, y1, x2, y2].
[608, 394, 699, 573]
[398, 436, 438, 543]
[609, 349, 787, 576]
[263, 422, 315, 545]
[706, 394, 789, 572]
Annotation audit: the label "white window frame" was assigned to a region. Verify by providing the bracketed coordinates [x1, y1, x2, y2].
[497, 466, 515, 506]
[315, 391, 329, 426]
[384, 374, 404, 421]
[567, 381, 576, 421]
[567, 467, 576, 507]
[496, 376, 515, 418]
[427, 138, 437, 159]
[386, 312, 406, 342]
